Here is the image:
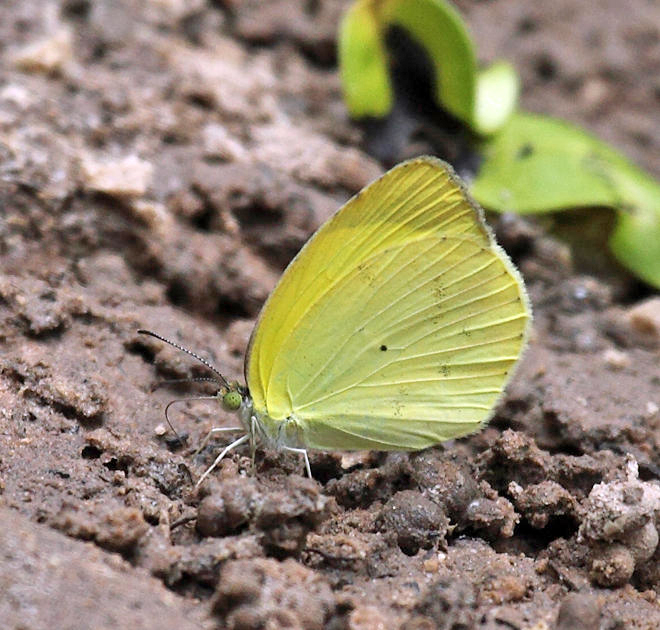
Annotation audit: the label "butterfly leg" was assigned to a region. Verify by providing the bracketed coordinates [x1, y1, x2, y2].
[249, 414, 258, 474]
[196, 433, 249, 488]
[194, 426, 243, 458]
[282, 446, 312, 479]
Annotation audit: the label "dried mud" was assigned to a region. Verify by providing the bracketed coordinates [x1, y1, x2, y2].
[1, 1, 659, 629]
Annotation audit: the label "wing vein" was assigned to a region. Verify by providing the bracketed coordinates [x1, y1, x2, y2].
[297, 332, 523, 409]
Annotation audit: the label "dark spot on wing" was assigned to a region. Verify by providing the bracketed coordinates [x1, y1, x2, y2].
[380, 344, 388, 351]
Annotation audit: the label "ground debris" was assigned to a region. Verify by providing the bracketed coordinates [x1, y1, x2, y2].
[508, 480, 579, 529]
[50, 500, 148, 553]
[197, 477, 261, 537]
[555, 592, 601, 630]
[211, 557, 336, 630]
[197, 474, 332, 558]
[377, 490, 449, 555]
[578, 456, 660, 587]
[0, 506, 207, 630]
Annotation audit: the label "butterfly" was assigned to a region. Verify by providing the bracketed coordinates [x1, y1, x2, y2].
[140, 156, 531, 485]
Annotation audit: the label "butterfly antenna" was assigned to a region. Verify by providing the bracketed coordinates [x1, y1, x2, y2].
[164, 398, 187, 447]
[151, 377, 219, 392]
[137, 329, 232, 390]
[164, 395, 222, 433]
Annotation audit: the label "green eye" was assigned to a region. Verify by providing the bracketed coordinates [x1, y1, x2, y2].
[222, 390, 242, 411]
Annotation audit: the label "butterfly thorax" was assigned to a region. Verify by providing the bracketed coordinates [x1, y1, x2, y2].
[240, 396, 305, 450]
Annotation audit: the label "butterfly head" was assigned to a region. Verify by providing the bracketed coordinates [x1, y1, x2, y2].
[221, 381, 246, 412]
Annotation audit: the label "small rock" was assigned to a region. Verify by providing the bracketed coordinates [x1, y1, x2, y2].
[196, 478, 260, 537]
[326, 467, 390, 509]
[422, 554, 442, 573]
[508, 480, 578, 529]
[0, 83, 34, 108]
[627, 298, 660, 338]
[212, 558, 335, 630]
[80, 153, 153, 199]
[482, 574, 528, 605]
[618, 520, 659, 564]
[579, 457, 660, 543]
[602, 348, 631, 370]
[410, 451, 480, 526]
[465, 496, 519, 539]
[634, 545, 660, 589]
[255, 476, 330, 555]
[154, 423, 168, 437]
[145, 0, 205, 24]
[589, 543, 635, 587]
[348, 605, 391, 630]
[52, 503, 148, 553]
[404, 577, 477, 629]
[95, 507, 150, 552]
[378, 490, 448, 555]
[555, 592, 601, 630]
[340, 451, 375, 470]
[578, 456, 660, 587]
[129, 200, 172, 230]
[12, 27, 73, 75]
[202, 123, 248, 162]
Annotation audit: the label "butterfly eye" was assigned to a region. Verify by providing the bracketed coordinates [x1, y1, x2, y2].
[222, 390, 242, 411]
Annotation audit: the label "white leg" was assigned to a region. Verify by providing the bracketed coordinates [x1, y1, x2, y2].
[250, 415, 258, 473]
[194, 426, 243, 457]
[283, 446, 312, 479]
[196, 433, 249, 488]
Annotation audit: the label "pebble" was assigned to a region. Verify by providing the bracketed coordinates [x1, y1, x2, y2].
[12, 27, 73, 75]
[80, 154, 153, 199]
[555, 592, 601, 630]
[212, 558, 335, 629]
[602, 348, 631, 370]
[627, 298, 660, 337]
[378, 490, 448, 555]
[196, 478, 259, 537]
[202, 123, 248, 162]
[589, 543, 635, 587]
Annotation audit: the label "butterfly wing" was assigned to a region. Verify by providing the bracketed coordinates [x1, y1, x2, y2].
[246, 157, 530, 449]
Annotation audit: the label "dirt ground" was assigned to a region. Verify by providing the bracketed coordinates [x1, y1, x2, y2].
[1, 1, 659, 629]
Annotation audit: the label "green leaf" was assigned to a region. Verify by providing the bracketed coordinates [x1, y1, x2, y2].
[382, 0, 477, 124]
[474, 61, 519, 135]
[339, 0, 517, 134]
[339, 1, 392, 118]
[471, 112, 660, 288]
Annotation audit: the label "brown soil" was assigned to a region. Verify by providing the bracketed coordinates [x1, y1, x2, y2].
[1, 1, 659, 629]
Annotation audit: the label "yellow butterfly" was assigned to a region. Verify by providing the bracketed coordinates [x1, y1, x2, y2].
[141, 157, 531, 485]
